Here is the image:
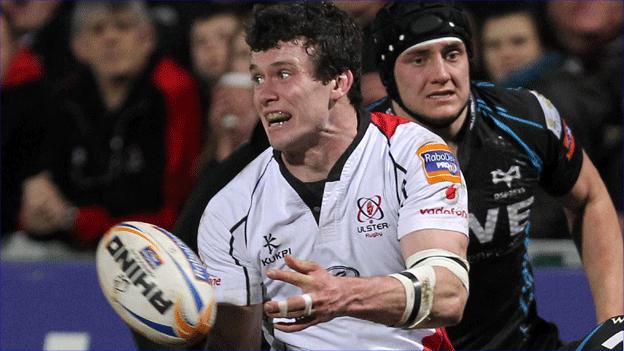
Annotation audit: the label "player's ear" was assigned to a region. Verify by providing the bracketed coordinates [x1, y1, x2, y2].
[330, 70, 353, 101]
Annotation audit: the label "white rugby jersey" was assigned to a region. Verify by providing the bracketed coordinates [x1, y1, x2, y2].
[198, 111, 468, 350]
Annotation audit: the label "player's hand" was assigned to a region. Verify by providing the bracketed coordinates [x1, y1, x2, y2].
[264, 255, 350, 332]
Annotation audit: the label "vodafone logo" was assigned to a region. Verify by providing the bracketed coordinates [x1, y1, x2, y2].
[419, 207, 468, 218]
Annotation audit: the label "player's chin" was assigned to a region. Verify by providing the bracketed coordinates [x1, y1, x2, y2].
[420, 112, 461, 128]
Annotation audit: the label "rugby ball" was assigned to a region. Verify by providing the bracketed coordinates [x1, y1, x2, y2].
[96, 221, 216, 346]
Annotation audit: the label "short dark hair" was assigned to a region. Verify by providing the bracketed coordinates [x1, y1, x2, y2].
[245, 2, 363, 108]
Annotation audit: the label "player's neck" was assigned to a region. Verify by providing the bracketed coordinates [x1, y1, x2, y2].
[281, 104, 358, 183]
[434, 105, 468, 148]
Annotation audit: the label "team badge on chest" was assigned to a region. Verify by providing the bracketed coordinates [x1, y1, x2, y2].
[356, 195, 389, 238]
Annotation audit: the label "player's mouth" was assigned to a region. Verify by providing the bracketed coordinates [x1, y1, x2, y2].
[266, 111, 292, 127]
[427, 90, 455, 100]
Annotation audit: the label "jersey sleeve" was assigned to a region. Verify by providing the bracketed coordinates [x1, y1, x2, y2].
[197, 202, 263, 306]
[395, 129, 469, 239]
[529, 91, 584, 195]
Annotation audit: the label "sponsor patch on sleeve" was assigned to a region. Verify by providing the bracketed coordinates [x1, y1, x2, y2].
[531, 91, 562, 139]
[417, 143, 461, 184]
[562, 121, 576, 160]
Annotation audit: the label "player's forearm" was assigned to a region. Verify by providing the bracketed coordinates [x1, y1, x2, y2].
[341, 275, 406, 326]
[344, 271, 466, 327]
[579, 194, 624, 321]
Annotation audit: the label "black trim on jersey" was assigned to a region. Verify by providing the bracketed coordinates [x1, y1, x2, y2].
[409, 255, 469, 272]
[228, 218, 251, 305]
[245, 156, 275, 246]
[234, 156, 274, 305]
[223, 157, 273, 306]
[273, 109, 371, 224]
[229, 216, 247, 233]
[391, 153, 408, 205]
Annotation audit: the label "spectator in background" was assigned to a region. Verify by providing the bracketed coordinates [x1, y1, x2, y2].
[1, 0, 75, 83]
[1, 13, 49, 236]
[478, 3, 611, 239]
[131, 13, 261, 350]
[547, 0, 622, 215]
[480, 3, 607, 160]
[13, 1, 201, 259]
[189, 9, 240, 101]
[198, 25, 257, 168]
[333, 0, 387, 106]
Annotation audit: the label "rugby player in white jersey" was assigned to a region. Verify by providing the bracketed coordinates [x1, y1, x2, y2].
[198, 3, 470, 350]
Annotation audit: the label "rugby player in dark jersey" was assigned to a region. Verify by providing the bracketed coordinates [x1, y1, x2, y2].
[370, 2, 623, 350]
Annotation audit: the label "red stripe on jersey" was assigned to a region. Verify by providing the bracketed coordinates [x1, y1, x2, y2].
[370, 111, 411, 138]
[422, 328, 455, 351]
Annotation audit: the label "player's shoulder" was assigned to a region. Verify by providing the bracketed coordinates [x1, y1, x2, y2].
[369, 110, 447, 156]
[206, 148, 275, 216]
[473, 81, 551, 127]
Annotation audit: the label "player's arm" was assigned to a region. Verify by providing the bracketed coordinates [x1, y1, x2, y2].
[198, 201, 266, 349]
[264, 228, 469, 332]
[204, 304, 263, 350]
[396, 228, 469, 327]
[561, 151, 624, 322]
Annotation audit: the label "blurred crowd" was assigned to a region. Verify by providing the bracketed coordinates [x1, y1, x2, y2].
[1, 0, 621, 260]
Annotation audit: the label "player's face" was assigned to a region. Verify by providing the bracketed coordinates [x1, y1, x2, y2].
[393, 38, 470, 127]
[250, 41, 334, 153]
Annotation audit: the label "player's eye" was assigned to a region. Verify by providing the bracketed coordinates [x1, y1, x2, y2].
[251, 74, 264, 85]
[412, 57, 425, 65]
[278, 70, 291, 79]
[447, 51, 460, 61]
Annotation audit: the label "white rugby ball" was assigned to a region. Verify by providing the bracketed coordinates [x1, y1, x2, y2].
[96, 221, 217, 346]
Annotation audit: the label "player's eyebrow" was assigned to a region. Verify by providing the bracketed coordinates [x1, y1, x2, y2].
[249, 61, 297, 72]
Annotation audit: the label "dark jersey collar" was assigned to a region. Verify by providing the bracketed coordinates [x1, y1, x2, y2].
[274, 108, 371, 224]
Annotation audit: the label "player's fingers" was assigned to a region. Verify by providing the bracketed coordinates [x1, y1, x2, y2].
[284, 255, 321, 274]
[267, 267, 311, 287]
[264, 294, 314, 319]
